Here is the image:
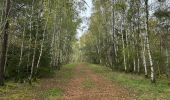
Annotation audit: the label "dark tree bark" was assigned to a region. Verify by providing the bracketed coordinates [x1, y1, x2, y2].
[0, 0, 11, 86]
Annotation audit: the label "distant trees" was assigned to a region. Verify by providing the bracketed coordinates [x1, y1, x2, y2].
[80, 0, 170, 83]
[0, 0, 84, 86]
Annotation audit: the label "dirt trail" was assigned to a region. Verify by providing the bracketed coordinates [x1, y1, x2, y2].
[59, 64, 136, 100]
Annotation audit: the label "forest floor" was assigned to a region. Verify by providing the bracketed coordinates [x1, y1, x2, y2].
[1, 63, 170, 100]
[0, 63, 136, 100]
[59, 63, 136, 100]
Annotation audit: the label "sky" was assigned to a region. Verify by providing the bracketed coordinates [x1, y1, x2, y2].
[76, 0, 92, 39]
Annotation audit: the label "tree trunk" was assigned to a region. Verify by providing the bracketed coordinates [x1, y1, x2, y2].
[27, 0, 34, 76]
[145, 0, 155, 83]
[137, 1, 140, 74]
[35, 18, 48, 76]
[112, 0, 117, 65]
[17, 22, 26, 80]
[0, 0, 11, 86]
[29, 19, 39, 82]
[121, 13, 127, 72]
[142, 36, 148, 77]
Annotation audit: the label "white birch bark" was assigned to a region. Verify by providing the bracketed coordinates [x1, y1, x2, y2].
[145, 0, 155, 82]
[27, 0, 34, 73]
[142, 36, 148, 77]
[36, 18, 48, 71]
[29, 19, 39, 80]
[121, 14, 127, 71]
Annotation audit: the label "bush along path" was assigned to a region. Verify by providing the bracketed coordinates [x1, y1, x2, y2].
[0, 63, 137, 100]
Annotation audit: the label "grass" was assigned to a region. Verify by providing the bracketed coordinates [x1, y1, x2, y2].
[39, 63, 77, 99]
[88, 64, 170, 100]
[82, 77, 95, 88]
[55, 63, 77, 83]
[0, 63, 77, 100]
[0, 81, 38, 100]
[42, 88, 64, 100]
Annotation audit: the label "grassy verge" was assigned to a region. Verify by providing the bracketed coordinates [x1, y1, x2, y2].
[0, 81, 39, 100]
[39, 63, 77, 100]
[0, 63, 77, 100]
[42, 88, 64, 100]
[88, 64, 170, 100]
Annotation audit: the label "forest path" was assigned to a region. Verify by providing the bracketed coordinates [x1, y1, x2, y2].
[59, 64, 136, 100]
[0, 63, 137, 100]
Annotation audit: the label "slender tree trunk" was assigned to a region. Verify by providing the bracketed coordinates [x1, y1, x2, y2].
[17, 22, 26, 80]
[142, 36, 148, 77]
[36, 18, 48, 75]
[165, 24, 170, 82]
[29, 19, 39, 82]
[137, 54, 140, 73]
[125, 26, 129, 70]
[27, 0, 34, 75]
[0, 0, 11, 86]
[112, 0, 117, 65]
[133, 59, 136, 72]
[50, 23, 55, 67]
[145, 0, 155, 83]
[146, 37, 155, 82]
[137, 1, 140, 74]
[121, 13, 127, 72]
[4, 42, 8, 74]
[165, 48, 170, 83]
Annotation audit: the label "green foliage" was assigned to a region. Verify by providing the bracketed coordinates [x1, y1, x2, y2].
[37, 67, 55, 78]
[5, 45, 20, 78]
[44, 88, 63, 97]
[154, 10, 170, 19]
[114, 1, 127, 11]
[2, 0, 84, 84]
